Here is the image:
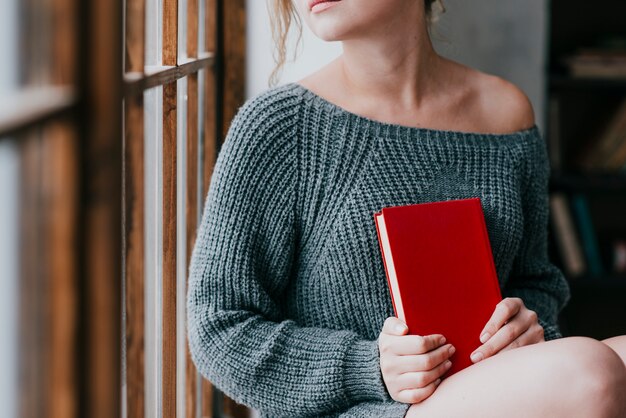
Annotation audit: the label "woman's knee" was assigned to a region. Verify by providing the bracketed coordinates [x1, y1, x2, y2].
[559, 336, 626, 417]
[601, 335, 626, 367]
[404, 337, 625, 418]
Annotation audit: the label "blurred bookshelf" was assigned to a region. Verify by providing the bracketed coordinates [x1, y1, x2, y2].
[546, 0, 626, 340]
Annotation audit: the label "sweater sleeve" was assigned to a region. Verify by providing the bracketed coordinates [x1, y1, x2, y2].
[502, 131, 571, 341]
[324, 401, 412, 417]
[186, 92, 402, 417]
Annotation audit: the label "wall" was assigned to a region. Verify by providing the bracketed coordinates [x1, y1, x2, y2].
[246, 0, 548, 131]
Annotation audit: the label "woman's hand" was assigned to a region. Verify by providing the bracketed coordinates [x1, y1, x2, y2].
[470, 297, 545, 363]
[378, 317, 455, 404]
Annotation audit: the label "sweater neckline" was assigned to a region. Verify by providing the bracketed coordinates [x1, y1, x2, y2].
[287, 82, 540, 142]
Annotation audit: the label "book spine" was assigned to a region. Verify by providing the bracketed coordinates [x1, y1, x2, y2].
[548, 96, 562, 171]
[374, 212, 399, 319]
[570, 194, 605, 278]
[613, 239, 626, 274]
[549, 192, 586, 277]
[603, 100, 626, 170]
[587, 98, 626, 170]
[581, 100, 626, 171]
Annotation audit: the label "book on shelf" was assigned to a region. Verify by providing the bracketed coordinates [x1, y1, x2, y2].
[548, 95, 562, 171]
[561, 44, 626, 79]
[373, 197, 502, 378]
[549, 192, 586, 278]
[576, 97, 626, 172]
[613, 239, 626, 274]
[604, 105, 626, 170]
[549, 191, 626, 280]
[570, 194, 605, 278]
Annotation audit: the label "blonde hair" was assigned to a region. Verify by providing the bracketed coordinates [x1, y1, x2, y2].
[267, 0, 447, 87]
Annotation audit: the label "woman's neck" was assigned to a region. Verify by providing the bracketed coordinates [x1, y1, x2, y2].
[338, 20, 443, 110]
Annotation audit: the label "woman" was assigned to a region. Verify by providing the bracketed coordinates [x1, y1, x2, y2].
[186, 1, 626, 417]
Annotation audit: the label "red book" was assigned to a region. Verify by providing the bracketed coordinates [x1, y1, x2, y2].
[373, 197, 502, 378]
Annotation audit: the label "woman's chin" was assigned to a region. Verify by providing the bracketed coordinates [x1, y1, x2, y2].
[310, 26, 354, 42]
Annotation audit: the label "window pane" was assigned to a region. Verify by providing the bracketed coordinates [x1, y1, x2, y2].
[144, 84, 164, 418]
[1, 0, 21, 415]
[146, 0, 163, 66]
[176, 75, 188, 418]
[178, 0, 187, 60]
[198, 0, 205, 53]
[0, 140, 20, 418]
[197, 68, 205, 216]
[1, 0, 19, 93]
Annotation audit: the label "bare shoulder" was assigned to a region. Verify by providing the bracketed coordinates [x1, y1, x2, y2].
[473, 72, 536, 134]
[431, 58, 536, 135]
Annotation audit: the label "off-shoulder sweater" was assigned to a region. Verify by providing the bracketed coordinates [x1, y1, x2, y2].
[186, 82, 572, 418]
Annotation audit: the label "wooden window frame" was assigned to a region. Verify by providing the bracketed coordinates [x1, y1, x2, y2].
[2, 0, 245, 417]
[0, 0, 123, 416]
[123, 0, 246, 417]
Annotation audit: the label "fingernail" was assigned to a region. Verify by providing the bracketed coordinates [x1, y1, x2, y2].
[439, 336, 446, 345]
[448, 345, 456, 355]
[480, 332, 490, 343]
[395, 324, 406, 333]
[444, 360, 452, 368]
[434, 378, 441, 386]
[471, 352, 484, 362]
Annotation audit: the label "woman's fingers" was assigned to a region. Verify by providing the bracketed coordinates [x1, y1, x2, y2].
[381, 316, 410, 336]
[478, 297, 523, 344]
[397, 357, 453, 390]
[395, 343, 455, 373]
[378, 316, 452, 404]
[471, 313, 530, 362]
[384, 334, 447, 356]
[380, 317, 446, 355]
[380, 335, 446, 356]
[395, 379, 442, 404]
[500, 322, 545, 352]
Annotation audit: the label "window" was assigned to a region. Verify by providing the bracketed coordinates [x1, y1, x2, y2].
[0, 0, 90, 416]
[2, 0, 246, 416]
[125, 0, 248, 416]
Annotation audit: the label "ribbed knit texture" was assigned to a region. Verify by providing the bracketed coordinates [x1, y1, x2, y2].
[186, 82, 572, 417]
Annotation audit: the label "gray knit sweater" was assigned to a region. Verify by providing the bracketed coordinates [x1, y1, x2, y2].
[186, 82, 571, 417]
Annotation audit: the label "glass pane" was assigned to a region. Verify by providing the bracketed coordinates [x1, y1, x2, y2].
[197, 0, 205, 53]
[192, 68, 205, 415]
[146, 0, 163, 66]
[0, 0, 19, 94]
[144, 84, 164, 418]
[0, 0, 21, 415]
[0, 140, 20, 418]
[22, 0, 52, 85]
[197, 68, 205, 216]
[178, 0, 187, 60]
[175, 75, 188, 418]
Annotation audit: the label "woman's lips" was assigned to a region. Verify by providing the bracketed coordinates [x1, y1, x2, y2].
[309, 0, 340, 14]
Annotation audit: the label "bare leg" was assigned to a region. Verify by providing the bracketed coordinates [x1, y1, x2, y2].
[405, 336, 626, 418]
[602, 335, 626, 368]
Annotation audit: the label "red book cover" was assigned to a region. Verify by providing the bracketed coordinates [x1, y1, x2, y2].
[373, 197, 502, 378]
